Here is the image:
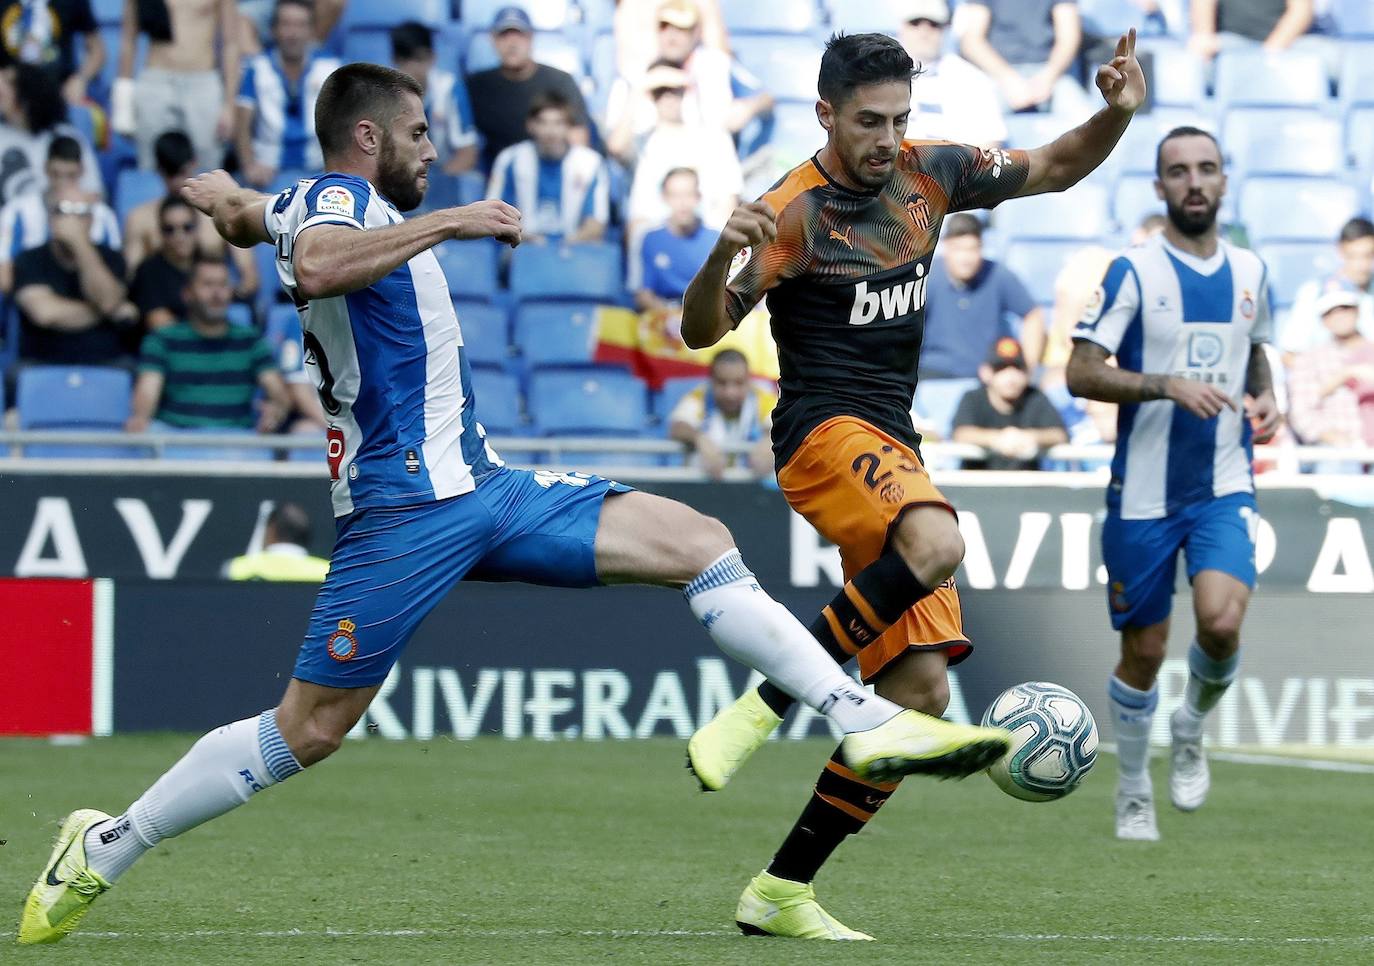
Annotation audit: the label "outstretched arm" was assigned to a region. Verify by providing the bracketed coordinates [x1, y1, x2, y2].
[681, 202, 776, 350]
[182, 169, 273, 248]
[1017, 29, 1147, 196]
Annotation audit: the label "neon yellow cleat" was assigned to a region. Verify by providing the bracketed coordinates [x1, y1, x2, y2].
[17, 808, 113, 945]
[686, 688, 782, 791]
[735, 870, 874, 941]
[840, 709, 1011, 784]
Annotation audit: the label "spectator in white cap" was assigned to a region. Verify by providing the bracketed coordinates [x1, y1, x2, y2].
[1286, 290, 1374, 466]
[1284, 217, 1374, 359]
[900, 0, 1006, 148]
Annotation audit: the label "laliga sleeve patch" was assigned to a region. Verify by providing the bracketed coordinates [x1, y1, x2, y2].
[727, 245, 751, 283]
[316, 185, 356, 218]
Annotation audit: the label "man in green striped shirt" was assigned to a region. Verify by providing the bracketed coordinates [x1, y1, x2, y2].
[126, 255, 291, 432]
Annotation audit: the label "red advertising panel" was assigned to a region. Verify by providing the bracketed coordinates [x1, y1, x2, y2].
[0, 579, 93, 735]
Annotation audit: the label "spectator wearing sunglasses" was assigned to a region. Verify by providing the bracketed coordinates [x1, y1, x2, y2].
[128, 195, 200, 337]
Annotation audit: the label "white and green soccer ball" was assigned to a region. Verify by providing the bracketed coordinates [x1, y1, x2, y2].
[981, 682, 1098, 802]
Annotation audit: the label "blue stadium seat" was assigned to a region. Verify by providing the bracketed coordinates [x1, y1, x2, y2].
[654, 375, 704, 422]
[528, 365, 648, 435]
[342, 0, 444, 28]
[996, 182, 1110, 241]
[91, 0, 122, 24]
[1002, 113, 1074, 152]
[579, 0, 615, 31]
[465, 30, 584, 77]
[463, 0, 572, 30]
[1348, 106, 1374, 177]
[823, 0, 907, 34]
[589, 30, 617, 95]
[513, 302, 600, 367]
[1257, 243, 1340, 308]
[770, 100, 825, 165]
[1142, 41, 1205, 107]
[227, 303, 255, 329]
[1335, 0, 1374, 35]
[510, 243, 624, 302]
[1112, 174, 1164, 232]
[115, 168, 165, 226]
[434, 239, 500, 301]
[1338, 43, 1374, 105]
[266, 304, 301, 353]
[470, 364, 523, 434]
[454, 300, 511, 367]
[1213, 49, 1328, 108]
[1001, 241, 1090, 304]
[17, 366, 142, 458]
[342, 29, 393, 66]
[1240, 178, 1362, 244]
[160, 428, 275, 462]
[732, 34, 823, 102]
[724, 0, 819, 33]
[1225, 109, 1342, 176]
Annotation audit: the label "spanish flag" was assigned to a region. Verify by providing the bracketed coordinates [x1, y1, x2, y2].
[594, 305, 779, 389]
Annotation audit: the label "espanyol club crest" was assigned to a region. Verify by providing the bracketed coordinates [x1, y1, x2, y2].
[905, 192, 931, 232]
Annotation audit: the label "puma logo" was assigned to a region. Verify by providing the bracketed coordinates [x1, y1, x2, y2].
[829, 225, 854, 249]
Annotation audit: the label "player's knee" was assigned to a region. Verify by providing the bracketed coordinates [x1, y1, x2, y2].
[893, 514, 964, 586]
[1197, 599, 1244, 650]
[282, 710, 357, 766]
[683, 513, 736, 574]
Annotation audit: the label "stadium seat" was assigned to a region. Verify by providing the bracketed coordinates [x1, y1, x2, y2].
[528, 365, 649, 435]
[770, 101, 825, 167]
[589, 30, 617, 95]
[434, 238, 500, 301]
[823, 0, 908, 34]
[16, 366, 143, 458]
[470, 364, 523, 434]
[342, 29, 393, 66]
[1112, 174, 1164, 232]
[1213, 49, 1328, 108]
[513, 302, 600, 366]
[1002, 113, 1075, 152]
[91, 0, 122, 23]
[465, 30, 583, 77]
[1257, 243, 1340, 308]
[266, 304, 302, 351]
[509, 243, 624, 302]
[723, 0, 819, 34]
[1001, 240, 1091, 304]
[1334, 0, 1374, 36]
[454, 300, 512, 367]
[227, 303, 255, 329]
[654, 375, 704, 422]
[1225, 109, 1342, 176]
[732, 34, 824, 102]
[1141, 41, 1205, 107]
[342, 0, 444, 28]
[996, 182, 1110, 241]
[115, 168, 165, 226]
[1338, 44, 1374, 105]
[462, 0, 572, 31]
[160, 428, 275, 462]
[1240, 178, 1362, 244]
[1348, 106, 1374, 177]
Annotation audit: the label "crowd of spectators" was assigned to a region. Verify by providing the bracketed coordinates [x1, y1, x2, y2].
[0, 0, 1372, 473]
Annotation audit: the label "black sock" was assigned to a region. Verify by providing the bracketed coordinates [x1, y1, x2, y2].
[757, 551, 932, 717]
[766, 746, 899, 883]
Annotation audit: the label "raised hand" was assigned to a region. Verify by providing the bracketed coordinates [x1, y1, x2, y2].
[181, 169, 242, 217]
[717, 201, 777, 257]
[454, 200, 523, 247]
[1095, 28, 1147, 113]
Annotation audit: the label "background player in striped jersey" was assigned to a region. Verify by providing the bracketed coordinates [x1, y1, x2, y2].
[18, 62, 1012, 946]
[681, 29, 1145, 941]
[1067, 127, 1280, 841]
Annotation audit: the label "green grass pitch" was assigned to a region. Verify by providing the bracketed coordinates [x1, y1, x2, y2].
[3, 736, 1372, 965]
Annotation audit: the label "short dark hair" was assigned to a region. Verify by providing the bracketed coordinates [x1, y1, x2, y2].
[661, 166, 699, 192]
[272, 0, 313, 26]
[527, 91, 573, 121]
[15, 63, 67, 133]
[314, 63, 423, 160]
[817, 32, 919, 107]
[390, 20, 434, 60]
[1339, 216, 1374, 244]
[46, 135, 83, 166]
[267, 501, 312, 547]
[944, 213, 982, 240]
[153, 129, 195, 177]
[158, 193, 195, 222]
[1155, 126, 1222, 177]
[189, 251, 230, 277]
[710, 348, 748, 372]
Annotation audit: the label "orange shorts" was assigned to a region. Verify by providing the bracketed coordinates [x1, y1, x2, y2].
[777, 416, 971, 681]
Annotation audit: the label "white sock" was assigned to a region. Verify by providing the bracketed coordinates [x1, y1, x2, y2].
[685, 550, 901, 733]
[1174, 638, 1239, 737]
[1108, 675, 1157, 797]
[85, 709, 302, 882]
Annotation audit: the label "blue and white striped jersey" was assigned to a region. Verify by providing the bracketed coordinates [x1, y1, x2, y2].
[264, 174, 502, 517]
[425, 67, 476, 162]
[1073, 234, 1273, 520]
[237, 51, 340, 172]
[0, 191, 120, 264]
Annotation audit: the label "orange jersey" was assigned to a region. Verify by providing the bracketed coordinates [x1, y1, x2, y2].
[725, 141, 1031, 468]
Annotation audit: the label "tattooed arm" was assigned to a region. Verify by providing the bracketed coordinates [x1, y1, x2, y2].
[1066, 340, 1236, 419]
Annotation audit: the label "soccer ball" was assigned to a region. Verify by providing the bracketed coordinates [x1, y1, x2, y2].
[981, 682, 1098, 802]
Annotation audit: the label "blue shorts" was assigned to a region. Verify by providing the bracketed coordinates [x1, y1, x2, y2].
[1101, 491, 1257, 631]
[294, 468, 632, 688]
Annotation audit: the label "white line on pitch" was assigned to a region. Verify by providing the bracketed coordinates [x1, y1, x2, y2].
[1098, 742, 1374, 774]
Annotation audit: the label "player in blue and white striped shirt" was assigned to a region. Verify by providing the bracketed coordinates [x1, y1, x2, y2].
[1068, 126, 1281, 842]
[234, 0, 340, 188]
[18, 62, 1012, 945]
